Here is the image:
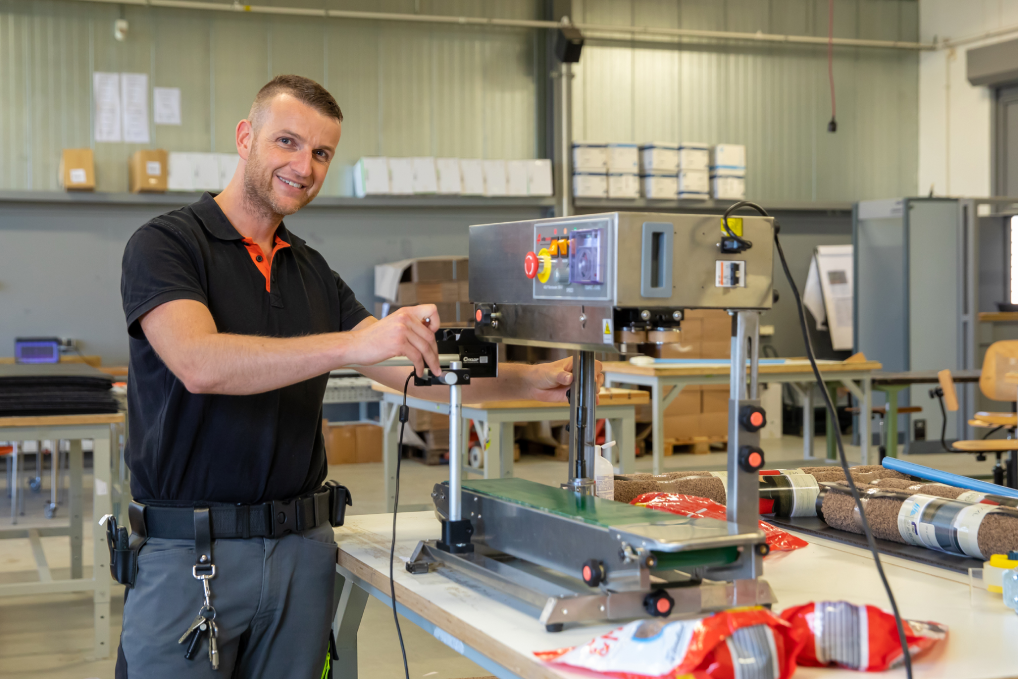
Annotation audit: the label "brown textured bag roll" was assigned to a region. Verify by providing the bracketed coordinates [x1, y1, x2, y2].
[819, 483, 908, 543]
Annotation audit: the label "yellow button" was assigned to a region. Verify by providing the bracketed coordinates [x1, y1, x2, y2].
[558, 238, 569, 256]
[549, 239, 559, 256]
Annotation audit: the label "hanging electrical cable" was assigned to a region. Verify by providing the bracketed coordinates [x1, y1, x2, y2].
[827, 0, 838, 132]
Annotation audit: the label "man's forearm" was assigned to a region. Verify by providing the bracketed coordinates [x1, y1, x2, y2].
[177, 332, 349, 395]
[360, 363, 536, 403]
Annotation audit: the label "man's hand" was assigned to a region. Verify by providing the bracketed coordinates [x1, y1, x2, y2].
[342, 305, 443, 377]
[524, 356, 605, 403]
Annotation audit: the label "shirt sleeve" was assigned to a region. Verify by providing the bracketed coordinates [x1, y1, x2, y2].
[122, 220, 208, 340]
[332, 271, 372, 331]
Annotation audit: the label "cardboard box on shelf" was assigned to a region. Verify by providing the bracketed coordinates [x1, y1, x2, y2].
[606, 143, 639, 173]
[396, 281, 461, 304]
[129, 149, 168, 193]
[642, 174, 678, 199]
[608, 173, 640, 199]
[435, 158, 461, 195]
[374, 257, 468, 302]
[664, 414, 701, 441]
[700, 340, 732, 359]
[664, 386, 701, 417]
[526, 159, 554, 196]
[506, 160, 529, 196]
[702, 389, 728, 413]
[482, 160, 508, 196]
[573, 172, 607, 199]
[677, 169, 709, 195]
[326, 423, 358, 465]
[355, 424, 382, 463]
[60, 149, 96, 191]
[572, 142, 607, 171]
[639, 142, 679, 174]
[712, 175, 746, 200]
[457, 280, 469, 301]
[191, 153, 221, 191]
[354, 157, 390, 196]
[711, 144, 746, 170]
[168, 152, 195, 191]
[411, 157, 438, 194]
[677, 143, 710, 171]
[387, 158, 414, 195]
[459, 159, 485, 195]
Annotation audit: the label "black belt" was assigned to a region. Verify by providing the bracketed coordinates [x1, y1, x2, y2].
[129, 490, 332, 540]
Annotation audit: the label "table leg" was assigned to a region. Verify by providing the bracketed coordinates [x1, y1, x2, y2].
[651, 382, 664, 475]
[802, 384, 815, 459]
[69, 439, 83, 580]
[332, 573, 369, 679]
[91, 429, 112, 659]
[50, 441, 58, 509]
[860, 377, 872, 465]
[611, 413, 635, 474]
[484, 420, 515, 479]
[885, 387, 900, 459]
[382, 401, 400, 513]
[826, 383, 838, 461]
[10, 447, 17, 524]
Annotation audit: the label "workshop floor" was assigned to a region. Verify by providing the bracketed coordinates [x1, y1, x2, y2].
[0, 436, 1000, 679]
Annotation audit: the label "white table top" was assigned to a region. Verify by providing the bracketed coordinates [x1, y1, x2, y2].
[335, 511, 1018, 679]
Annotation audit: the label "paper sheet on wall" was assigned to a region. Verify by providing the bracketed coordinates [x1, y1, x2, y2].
[93, 72, 122, 142]
[153, 87, 181, 125]
[803, 245, 854, 351]
[121, 73, 150, 143]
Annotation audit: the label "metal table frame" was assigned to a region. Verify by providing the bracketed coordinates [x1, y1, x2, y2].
[378, 390, 638, 512]
[0, 414, 121, 659]
[604, 367, 876, 474]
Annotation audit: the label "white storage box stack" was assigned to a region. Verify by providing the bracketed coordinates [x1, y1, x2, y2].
[638, 142, 678, 199]
[526, 159, 554, 196]
[677, 143, 710, 200]
[459, 159, 485, 196]
[352, 157, 554, 198]
[710, 144, 746, 200]
[482, 160, 508, 197]
[435, 158, 462, 195]
[168, 152, 247, 192]
[505, 160, 529, 197]
[411, 157, 438, 194]
[387, 158, 414, 195]
[572, 142, 607, 198]
[606, 143, 639, 199]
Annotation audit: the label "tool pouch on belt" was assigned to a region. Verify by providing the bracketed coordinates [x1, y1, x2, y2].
[325, 480, 353, 527]
[103, 512, 144, 587]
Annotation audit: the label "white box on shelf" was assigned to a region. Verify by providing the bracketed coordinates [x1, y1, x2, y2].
[459, 159, 485, 196]
[167, 152, 195, 192]
[711, 143, 746, 170]
[678, 192, 711, 201]
[572, 142, 607, 171]
[526, 159, 553, 196]
[482, 160, 508, 196]
[677, 168, 709, 195]
[411, 157, 438, 194]
[607, 173, 640, 199]
[712, 175, 746, 200]
[639, 142, 679, 174]
[435, 158, 461, 195]
[506, 160, 529, 196]
[573, 172, 608, 199]
[606, 143, 639, 173]
[217, 154, 240, 189]
[387, 158, 414, 195]
[677, 143, 710, 171]
[353, 157, 390, 197]
[710, 166, 746, 178]
[641, 174, 678, 199]
[192, 153, 221, 191]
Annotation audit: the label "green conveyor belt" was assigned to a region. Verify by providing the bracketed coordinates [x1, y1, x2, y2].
[461, 478, 695, 529]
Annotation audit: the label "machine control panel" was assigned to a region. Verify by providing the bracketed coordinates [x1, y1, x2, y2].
[531, 219, 612, 301]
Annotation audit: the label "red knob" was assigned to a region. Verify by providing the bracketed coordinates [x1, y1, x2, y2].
[524, 251, 539, 279]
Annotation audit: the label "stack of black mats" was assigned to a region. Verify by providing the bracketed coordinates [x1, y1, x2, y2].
[0, 363, 119, 417]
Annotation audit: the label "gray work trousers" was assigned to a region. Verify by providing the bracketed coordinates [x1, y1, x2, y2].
[116, 522, 338, 679]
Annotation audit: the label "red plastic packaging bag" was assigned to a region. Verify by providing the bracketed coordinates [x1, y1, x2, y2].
[535, 607, 807, 679]
[780, 601, 948, 671]
[633, 493, 809, 553]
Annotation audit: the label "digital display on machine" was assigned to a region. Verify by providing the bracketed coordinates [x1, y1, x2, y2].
[532, 219, 611, 301]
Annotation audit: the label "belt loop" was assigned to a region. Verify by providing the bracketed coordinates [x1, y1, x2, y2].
[239, 504, 250, 540]
[312, 492, 320, 528]
[193, 507, 214, 574]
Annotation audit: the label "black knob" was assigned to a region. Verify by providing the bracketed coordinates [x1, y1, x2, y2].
[739, 445, 765, 473]
[581, 559, 605, 587]
[739, 405, 767, 433]
[643, 589, 674, 617]
[474, 306, 492, 325]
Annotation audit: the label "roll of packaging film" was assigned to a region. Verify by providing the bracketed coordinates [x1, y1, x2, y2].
[760, 473, 821, 518]
[895, 494, 1001, 559]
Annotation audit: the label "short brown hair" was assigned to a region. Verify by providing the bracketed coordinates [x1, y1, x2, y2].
[249, 75, 343, 129]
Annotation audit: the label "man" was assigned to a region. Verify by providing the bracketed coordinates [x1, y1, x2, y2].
[118, 74, 602, 677]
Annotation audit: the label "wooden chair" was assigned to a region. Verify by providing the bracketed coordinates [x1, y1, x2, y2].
[936, 341, 1018, 487]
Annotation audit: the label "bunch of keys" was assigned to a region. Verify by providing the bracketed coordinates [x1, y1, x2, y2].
[179, 566, 220, 669]
[178, 605, 218, 668]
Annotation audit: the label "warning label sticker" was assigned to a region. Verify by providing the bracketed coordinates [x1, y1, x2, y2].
[602, 318, 614, 344]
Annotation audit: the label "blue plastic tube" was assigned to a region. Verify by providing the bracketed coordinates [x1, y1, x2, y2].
[881, 457, 1018, 499]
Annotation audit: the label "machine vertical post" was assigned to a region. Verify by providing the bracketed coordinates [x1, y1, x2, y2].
[565, 351, 597, 495]
[727, 311, 763, 535]
[448, 361, 463, 522]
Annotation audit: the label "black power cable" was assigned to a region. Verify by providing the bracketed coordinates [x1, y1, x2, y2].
[724, 200, 913, 678]
[389, 370, 414, 679]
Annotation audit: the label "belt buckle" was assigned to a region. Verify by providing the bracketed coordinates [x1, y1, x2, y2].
[268, 499, 298, 538]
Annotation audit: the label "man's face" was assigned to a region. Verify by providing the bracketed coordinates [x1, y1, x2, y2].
[242, 94, 341, 217]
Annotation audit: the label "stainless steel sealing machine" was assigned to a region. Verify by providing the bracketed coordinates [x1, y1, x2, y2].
[407, 212, 777, 631]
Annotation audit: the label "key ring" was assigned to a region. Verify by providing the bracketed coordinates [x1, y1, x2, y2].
[200, 604, 217, 621]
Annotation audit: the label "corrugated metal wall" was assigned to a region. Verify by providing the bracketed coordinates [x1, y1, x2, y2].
[0, 0, 542, 195]
[571, 0, 919, 202]
[0, 0, 918, 201]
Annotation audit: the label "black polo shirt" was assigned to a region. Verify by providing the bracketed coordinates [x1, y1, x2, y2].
[121, 193, 370, 505]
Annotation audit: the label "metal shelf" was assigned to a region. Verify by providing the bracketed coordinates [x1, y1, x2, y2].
[0, 190, 557, 210]
[572, 198, 853, 214]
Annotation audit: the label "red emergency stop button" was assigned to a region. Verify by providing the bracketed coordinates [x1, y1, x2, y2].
[524, 251, 539, 279]
[739, 445, 766, 473]
[739, 405, 767, 433]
